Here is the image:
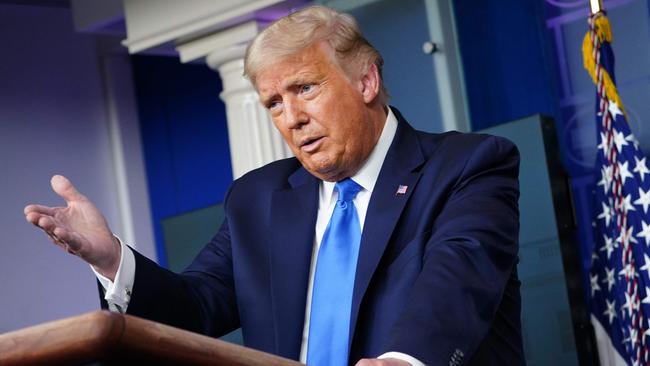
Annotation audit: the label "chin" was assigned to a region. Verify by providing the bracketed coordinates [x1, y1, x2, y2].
[306, 164, 340, 182]
[302, 155, 347, 181]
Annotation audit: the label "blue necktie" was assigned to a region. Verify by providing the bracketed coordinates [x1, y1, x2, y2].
[307, 178, 363, 366]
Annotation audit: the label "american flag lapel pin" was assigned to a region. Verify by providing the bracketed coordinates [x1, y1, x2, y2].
[396, 185, 408, 195]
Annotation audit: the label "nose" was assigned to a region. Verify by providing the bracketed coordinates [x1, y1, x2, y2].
[284, 99, 308, 129]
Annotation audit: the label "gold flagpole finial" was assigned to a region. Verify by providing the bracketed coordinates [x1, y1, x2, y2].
[590, 0, 603, 15]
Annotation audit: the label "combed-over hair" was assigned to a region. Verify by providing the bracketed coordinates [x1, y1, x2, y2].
[244, 5, 389, 104]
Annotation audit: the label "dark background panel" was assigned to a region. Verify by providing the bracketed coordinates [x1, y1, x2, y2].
[132, 55, 232, 267]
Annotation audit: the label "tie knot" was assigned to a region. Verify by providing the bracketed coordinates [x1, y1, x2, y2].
[335, 178, 362, 202]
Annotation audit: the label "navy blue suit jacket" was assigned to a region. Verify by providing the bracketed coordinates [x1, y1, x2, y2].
[121, 109, 525, 365]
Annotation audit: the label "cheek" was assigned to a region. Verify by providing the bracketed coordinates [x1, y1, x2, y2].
[272, 120, 293, 145]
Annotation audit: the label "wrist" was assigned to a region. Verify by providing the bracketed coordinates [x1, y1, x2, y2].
[94, 235, 121, 281]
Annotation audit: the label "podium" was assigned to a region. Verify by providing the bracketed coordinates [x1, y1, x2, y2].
[0, 311, 303, 365]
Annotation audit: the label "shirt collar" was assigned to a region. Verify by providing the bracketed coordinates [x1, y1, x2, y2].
[321, 108, 399, 201]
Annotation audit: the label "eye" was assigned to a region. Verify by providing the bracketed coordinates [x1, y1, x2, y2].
[266, 100, 282, 112]
[300, 84, 314, 94]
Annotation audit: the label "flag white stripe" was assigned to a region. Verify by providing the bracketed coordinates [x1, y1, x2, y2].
[592, 314, 628, 366]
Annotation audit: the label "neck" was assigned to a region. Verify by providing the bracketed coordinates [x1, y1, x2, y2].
[368, 104, 389, 145]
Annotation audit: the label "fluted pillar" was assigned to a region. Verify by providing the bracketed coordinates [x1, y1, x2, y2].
[206, 45, 293, 179]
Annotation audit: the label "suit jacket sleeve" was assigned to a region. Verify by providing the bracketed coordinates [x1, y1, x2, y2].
[383, 135, 521, 365]
[123, 188, 241, 338]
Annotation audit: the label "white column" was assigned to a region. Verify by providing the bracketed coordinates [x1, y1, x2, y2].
[424, 0, 470, 132]
[99, 51, 157, 260]
[206, 45, 292, 179]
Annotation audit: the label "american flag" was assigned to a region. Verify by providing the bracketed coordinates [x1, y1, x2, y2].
[396, 185, 408, 195]
[586, 11, 650, 366]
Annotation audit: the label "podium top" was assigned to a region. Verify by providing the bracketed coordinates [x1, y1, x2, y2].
[0, 310, 303, 365]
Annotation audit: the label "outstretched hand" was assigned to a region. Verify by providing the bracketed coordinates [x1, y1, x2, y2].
[24, 175, 120, 280]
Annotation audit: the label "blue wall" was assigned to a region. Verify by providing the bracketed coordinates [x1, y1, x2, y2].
[348, 0, 443, 132]
[131, 56, 232, 267]
[453, 0, 561, 131]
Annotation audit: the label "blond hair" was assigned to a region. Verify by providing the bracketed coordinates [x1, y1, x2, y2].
[244, 5, 388, 104]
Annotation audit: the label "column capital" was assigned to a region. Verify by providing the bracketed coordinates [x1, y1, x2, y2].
[212, 57, 253, 102]
[176, 20, 266, 65]
[205, 44, 248, 72]
[122, 0, 286, 54]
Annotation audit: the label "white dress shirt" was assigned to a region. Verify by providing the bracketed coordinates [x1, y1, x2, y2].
[93, 237, 134, 313]
[95, 108, 424, 366]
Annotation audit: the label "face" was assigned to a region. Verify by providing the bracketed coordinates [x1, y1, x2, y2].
[255, 43, 385, 182]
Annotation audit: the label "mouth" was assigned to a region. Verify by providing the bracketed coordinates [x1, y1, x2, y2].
[299, 136, 324, 153]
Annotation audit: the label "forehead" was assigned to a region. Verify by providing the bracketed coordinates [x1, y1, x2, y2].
[255, 44, 342, 96]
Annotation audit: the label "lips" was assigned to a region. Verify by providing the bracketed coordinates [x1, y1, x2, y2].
[299, 136, 324, 153]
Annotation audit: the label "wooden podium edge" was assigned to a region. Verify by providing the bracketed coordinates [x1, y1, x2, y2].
[0, 311, 303, 365]
[0, 310, 125, 365]
[119, 313, 302, 365]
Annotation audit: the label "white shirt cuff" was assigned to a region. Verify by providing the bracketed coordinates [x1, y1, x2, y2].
[378, 352, 426, 366]
[92, 235, 135, 313]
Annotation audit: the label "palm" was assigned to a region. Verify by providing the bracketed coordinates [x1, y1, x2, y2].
[24, 175, 120, 279]
[53, 200, 112, 256]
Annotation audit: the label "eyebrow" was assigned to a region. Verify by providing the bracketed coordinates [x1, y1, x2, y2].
[284, 73, 318, 86]
[259, 92, 276, 107]
[260, 73, 320, 106]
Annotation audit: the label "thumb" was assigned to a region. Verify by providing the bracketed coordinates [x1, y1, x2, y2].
[51, 175, 86, 204]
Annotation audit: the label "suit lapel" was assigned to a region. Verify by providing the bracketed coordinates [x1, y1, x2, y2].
[268, 167, 319, 360]
[349, 110, 426, 342]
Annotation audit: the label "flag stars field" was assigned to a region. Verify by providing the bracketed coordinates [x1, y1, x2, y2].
[614, 130, 629, 153]
[634, 187, 650, 213]
[598, 202, 613, 226]
[598, 165, 613, 193]
[604, 267, 616, 291]
[604, 299, 617, 324]
[600, 234, 616, 259]
[636, 221, 650, 246]
[608, 100, 624, 120]
[618, 161, 634, 185]
[591, 273, 602, 296]
[633, 156, 649, 182]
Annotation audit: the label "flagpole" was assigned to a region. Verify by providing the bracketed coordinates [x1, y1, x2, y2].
[584, 0, 650, 363]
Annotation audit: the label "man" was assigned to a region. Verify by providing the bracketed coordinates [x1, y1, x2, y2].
[24, 6, 524, 366]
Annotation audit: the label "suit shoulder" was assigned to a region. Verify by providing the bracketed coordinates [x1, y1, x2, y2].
[232, 157, 301, 188]
[416, 130, 518, 160]
[225, 157, 301, 203]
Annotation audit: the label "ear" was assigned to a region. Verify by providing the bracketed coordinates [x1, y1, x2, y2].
[358, 63, 381, 104]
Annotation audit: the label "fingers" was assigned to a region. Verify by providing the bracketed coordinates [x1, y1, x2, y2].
[27, 214, 65, 245]
[27, 214, 82, 254]
[25, 210, 53, 234]
[34, 216, 72, 247]
[36, 215, 57, 232]
[24, 204, 56, 216]
[52, 227, 82, 252]
[29, 214, 63, 243]
[51, 175, 86, 204]
[25, 178, 88, 257]
[25, 211, 42, 225]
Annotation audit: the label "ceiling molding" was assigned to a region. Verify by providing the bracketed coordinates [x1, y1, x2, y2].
[121, 0, 284, 54]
